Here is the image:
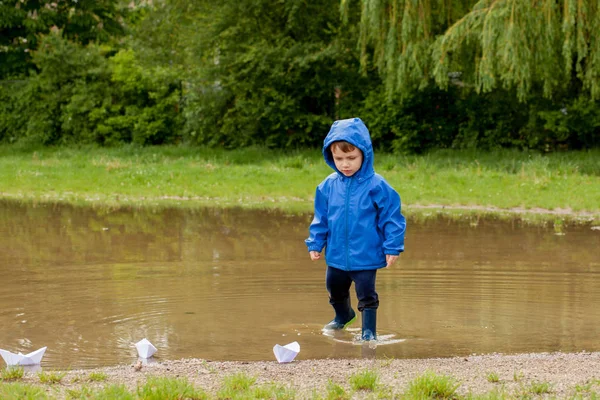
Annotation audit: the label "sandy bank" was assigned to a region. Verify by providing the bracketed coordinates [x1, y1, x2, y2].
[14, 351, 600, 398]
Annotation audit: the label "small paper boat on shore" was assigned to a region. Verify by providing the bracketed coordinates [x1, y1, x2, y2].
[273, 341, 300, 363]
[0, 347, 47, 366]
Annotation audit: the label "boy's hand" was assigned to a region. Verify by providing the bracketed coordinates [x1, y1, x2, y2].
[309, 251, 321, 261]
[386, 254, 398, 268]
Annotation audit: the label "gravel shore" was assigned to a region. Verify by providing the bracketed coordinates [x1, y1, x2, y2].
[17, 351, 600, 399]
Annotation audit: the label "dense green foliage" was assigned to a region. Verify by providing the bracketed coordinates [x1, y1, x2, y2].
[0, 32, 182, 145]
[347, 0, 600, 151]
[346, 0, 600, 100]
[0, 0, 598, 151]
[174, 0, 367, 148]
[0, 0, 126, 79]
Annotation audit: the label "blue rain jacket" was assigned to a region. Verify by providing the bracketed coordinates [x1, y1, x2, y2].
[305, 118, 406, 271]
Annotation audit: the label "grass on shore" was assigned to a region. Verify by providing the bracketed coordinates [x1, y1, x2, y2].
[0, 367, 596, 399]
[0, 144, 598, 222]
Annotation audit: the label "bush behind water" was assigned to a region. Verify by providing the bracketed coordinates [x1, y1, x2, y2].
[1, 32, 598, 152]
[0, 32, 182, 147]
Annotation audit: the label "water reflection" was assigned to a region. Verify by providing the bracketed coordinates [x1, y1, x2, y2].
[0, 200, 598, 369]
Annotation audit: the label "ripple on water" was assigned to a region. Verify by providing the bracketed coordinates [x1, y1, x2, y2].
[322, 327, 407, 346]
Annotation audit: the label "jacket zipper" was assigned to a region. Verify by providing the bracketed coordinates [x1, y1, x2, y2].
[344, 177, 352, 271]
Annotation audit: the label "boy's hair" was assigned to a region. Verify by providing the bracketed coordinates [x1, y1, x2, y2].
[330, 141, 356, 153]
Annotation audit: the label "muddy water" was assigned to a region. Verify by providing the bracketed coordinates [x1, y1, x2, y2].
[0, 200, 599, 369]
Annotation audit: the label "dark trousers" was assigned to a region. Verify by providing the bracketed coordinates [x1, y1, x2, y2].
[326, 266, 379, 311]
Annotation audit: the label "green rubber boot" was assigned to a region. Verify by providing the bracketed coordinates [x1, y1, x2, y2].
[323, 298, 356, 330]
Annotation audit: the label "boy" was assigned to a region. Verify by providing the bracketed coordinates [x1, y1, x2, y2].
[305, 117, 406, 341]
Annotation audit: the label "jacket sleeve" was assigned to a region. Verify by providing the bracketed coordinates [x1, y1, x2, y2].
[305, 183, 329, 252]
[373, 181, 406, 255]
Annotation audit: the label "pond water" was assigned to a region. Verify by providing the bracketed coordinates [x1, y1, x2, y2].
[0, 200, 599, 369]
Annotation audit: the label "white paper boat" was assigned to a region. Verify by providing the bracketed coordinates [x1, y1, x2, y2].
[135, 338, 157, 359]
[273, 341, 300, 363]
[0, 347, 47, 366]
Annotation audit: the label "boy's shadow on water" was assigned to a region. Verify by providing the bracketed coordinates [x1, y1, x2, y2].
[361, 343, 377, 359]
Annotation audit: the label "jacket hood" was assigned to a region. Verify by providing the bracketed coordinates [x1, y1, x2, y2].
[323, 117, 374, 180]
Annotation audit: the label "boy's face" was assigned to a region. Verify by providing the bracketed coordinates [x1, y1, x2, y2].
[331, 145, 363, 177]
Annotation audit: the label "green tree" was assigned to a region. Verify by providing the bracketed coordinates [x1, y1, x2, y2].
[0, 30, 182, 145]
[133, 0, 370, 148]
[0, 0, 126, 79]
[346, 0, 600, 101]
